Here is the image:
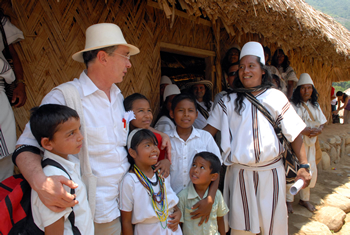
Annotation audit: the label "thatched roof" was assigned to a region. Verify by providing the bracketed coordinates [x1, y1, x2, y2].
[159, 0, 350, 69]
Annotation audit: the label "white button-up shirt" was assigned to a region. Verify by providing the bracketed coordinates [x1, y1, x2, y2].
[17, 70, 130, 223]
[165, 127, 221, 194]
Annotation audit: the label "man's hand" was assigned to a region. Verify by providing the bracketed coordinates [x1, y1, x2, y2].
[35, 175, 78, 212]
[295, 168, 311, 189]
[154, 159, 171, 178]
[168, 205, 181, 231]
[190, 196, 214, 226]
[12, 82, 26, 107]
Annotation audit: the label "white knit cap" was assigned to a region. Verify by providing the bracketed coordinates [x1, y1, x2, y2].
[239, 41, 265, 65]
[160, 75, 172, 85]
[297, 73, 314, 87]
[163, 84, 181, 101]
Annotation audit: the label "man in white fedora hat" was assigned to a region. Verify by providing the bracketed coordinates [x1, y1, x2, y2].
[13, 23, 170, 234]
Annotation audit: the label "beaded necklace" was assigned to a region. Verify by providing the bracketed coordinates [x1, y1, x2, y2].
[133, 165, 168, 228]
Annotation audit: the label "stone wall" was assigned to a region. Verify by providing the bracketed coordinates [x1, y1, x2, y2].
[318, 124, 350, 171]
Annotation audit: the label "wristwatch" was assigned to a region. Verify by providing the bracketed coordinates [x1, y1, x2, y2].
[299, 163, 310, 172]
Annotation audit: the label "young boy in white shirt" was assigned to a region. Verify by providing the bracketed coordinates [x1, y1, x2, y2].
[165, 93, 221, 225]
[29, 104, 94, 235]
[177, 151, 228, 235]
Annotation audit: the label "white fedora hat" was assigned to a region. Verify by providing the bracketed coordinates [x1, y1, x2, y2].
[160, 75, 172, 85]
[163, 84, 181, 101]
[72, 23, 140, 63]
[297, 73, 314, 87]
[240, 41, 265, 65]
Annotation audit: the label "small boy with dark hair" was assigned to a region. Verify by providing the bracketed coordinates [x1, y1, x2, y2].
[177, 151, 228, 235]
[30, 104, 94, 234]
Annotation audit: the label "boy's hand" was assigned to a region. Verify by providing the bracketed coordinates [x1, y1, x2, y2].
[168, 205, 181, 231]
[190, 196, 214, 225]
[36, 175, 78, 212]
[154, 159, 171, 178]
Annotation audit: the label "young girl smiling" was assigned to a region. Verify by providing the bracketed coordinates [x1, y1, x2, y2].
[119, 129, 182, 235]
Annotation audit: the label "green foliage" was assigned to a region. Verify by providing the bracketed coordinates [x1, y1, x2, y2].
[333, 81, 350, 93]
[305, 0, 350, 30]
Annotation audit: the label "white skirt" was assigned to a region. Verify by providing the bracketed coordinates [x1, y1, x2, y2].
[224, 159, 288, 235]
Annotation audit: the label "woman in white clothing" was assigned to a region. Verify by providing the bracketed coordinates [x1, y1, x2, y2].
[287, 73, 327, 213]
[204, 42, 311, 235]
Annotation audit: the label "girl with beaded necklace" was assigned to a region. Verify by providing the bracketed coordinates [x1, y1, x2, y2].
[120, 129, 182, 235]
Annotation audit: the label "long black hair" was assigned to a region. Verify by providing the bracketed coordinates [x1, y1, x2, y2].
[291, 86, 319, 107]
[271, 48, 290, 72]
[336, 91, 348, 103]
[227, 56, 273, 115]
[190, 85, 212, 111]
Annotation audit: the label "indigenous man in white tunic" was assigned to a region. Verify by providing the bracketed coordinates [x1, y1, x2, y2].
[204, 42, 311, 235]
[287, 73, 327, 213]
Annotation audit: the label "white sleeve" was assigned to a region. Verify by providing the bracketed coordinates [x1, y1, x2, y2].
[16, 89, 67, 147]
[119, 174, 135, 212]
[207, 98, 225, 131]
[273, 95, 306, 142]
[205, 132, 222, 163]
[31, 166, 72, 228]
[3, 18, 24, 45]
[317, 105, 328, 125]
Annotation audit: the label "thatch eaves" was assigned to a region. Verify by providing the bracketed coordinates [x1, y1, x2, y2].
[160, 0, 350, 70]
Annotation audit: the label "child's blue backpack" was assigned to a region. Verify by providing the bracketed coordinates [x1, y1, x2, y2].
[0, 159, 81, 235]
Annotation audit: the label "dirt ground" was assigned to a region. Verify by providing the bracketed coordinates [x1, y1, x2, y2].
[288, 123, 350, 234]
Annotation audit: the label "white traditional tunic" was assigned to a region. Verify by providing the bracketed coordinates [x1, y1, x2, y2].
[277, 66, 298, 97]
[193, 101, 213, 129]
[0, 17, 24, 181]
[165, 127, 221, 194]
[119, 173, 182, 235]
[154, 115, 176, 133]
[286, 101, 327, 201]
[207, 88, 305, 235]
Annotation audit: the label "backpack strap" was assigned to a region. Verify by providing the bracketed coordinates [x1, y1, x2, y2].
[301, 102, 315, 122]
[41, 159, 82, 235]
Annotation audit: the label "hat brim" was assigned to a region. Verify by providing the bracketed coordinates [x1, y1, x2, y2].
[185, 80, 213, 91]
[72, 43, 140, 63]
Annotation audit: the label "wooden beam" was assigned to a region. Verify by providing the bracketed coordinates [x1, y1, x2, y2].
[147, 0, 212, 27]
[160, 42, 215, 58]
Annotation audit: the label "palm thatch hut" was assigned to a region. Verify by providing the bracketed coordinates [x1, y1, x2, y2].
[1, 0, 350, 135]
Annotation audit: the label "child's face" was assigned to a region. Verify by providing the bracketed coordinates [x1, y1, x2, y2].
[132, 139, 160, 168]
[130, 99, 153, 129]
[190, 156, 215, 186]
[45, 117, 83, 159]
[170, 99, 198, 130]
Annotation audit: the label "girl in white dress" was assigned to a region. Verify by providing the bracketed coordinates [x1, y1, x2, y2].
[120, 129, 182, 235]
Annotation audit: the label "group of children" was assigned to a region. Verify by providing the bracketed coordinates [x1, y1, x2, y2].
[30, 92, 227, 234]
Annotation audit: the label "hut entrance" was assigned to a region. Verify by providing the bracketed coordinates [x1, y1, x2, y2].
[160, 42, 215, 90]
